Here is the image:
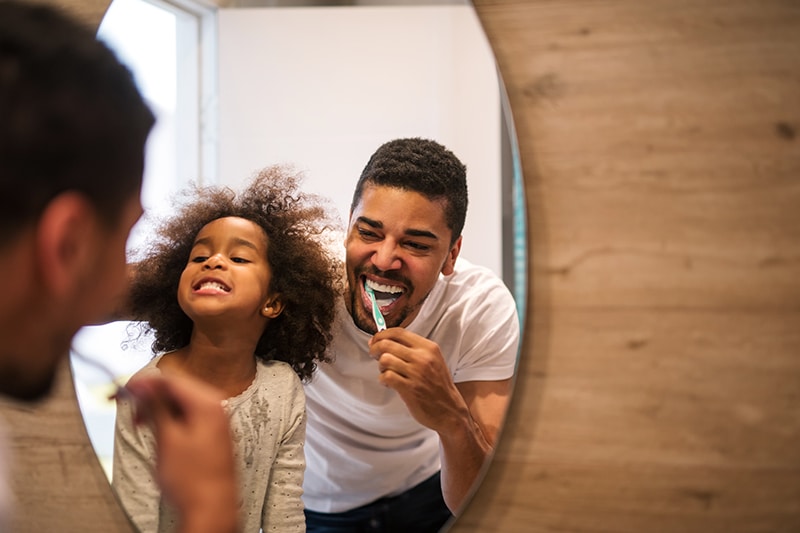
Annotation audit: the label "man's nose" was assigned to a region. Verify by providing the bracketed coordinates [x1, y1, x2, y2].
[372, 241, 402, 271]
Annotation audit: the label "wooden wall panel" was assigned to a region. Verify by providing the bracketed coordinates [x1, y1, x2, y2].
[455, 1, 800, 532]
[2, 0, 798, 531]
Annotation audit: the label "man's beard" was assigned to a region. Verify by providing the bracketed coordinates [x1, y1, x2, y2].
[0, 363, 57, 403]
[347, 267, 424, 333]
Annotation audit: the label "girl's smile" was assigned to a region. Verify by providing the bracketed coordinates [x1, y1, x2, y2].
[192, 277, 232, 294]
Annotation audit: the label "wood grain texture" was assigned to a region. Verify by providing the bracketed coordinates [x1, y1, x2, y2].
[2, 0, 799, 531]
[454, 1, 800, 532]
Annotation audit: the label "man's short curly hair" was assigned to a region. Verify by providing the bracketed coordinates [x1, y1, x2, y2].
[128, 165, 342, 382]
[350, 138, 468, 245]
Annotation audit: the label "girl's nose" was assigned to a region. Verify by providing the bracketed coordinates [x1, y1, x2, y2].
[203, 253, 225, 269]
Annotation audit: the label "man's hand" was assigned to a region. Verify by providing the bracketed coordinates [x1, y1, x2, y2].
[368, 327, 469, 433]
[367, 328, 512, 513]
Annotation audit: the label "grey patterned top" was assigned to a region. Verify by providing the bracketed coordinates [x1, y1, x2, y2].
[112, 355, 306, 533]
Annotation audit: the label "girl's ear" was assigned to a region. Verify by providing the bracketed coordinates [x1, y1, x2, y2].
[260, 296, 284, 319]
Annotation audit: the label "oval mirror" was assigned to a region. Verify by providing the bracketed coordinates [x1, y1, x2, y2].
[70, 0, 526, 530]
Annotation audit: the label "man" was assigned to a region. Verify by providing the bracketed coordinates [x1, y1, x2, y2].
[303, 138, 520, 532]
[0, 3, 238, 531]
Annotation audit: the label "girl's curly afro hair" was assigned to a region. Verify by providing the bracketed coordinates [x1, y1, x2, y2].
[127, 165, 343, 382]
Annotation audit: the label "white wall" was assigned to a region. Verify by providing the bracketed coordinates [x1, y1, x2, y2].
[217, 5, 502, 274]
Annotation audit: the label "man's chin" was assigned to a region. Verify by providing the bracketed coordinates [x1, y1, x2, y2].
[352, 309, 379, 335]
[0, 370, 57, 403]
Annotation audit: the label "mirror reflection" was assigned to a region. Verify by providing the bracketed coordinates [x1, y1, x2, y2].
[71, 1, 526, 531]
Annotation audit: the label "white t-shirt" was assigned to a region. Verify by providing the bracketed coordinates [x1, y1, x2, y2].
[302, 258, 520, 513]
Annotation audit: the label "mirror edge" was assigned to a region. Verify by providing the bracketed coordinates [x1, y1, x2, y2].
[445, 2, 542, 531]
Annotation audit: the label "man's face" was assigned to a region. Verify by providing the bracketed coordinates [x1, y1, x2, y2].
[77, 192, 144, 327]
[0, 192, 143, 402]
[344, 184, 461, 334]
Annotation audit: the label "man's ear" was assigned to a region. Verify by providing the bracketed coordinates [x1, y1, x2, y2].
[440, 235, 462, 276]
[35, 192, 98, 298]
[260, 295, 285, 319]
[343, 209, 354, 248]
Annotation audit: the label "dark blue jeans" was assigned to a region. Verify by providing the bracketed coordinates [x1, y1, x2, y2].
[304, 471, 453, 533]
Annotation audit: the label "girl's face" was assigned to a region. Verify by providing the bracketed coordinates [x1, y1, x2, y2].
[177, 216, 281, 327]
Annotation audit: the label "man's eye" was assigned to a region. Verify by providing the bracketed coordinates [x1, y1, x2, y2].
[404, 242, 430, 252]
[357, 228, 380, 240]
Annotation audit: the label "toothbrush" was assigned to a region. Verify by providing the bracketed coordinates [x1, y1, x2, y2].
[364, 282, 387, 332]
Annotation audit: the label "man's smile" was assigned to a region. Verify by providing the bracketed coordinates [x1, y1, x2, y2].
[364, 278, 403, 306]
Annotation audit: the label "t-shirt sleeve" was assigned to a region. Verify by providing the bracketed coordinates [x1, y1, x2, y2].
[449, 265, 521, 384]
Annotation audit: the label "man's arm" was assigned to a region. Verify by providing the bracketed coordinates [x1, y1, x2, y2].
[368, 330, 513, 512]
[442, 378, 512, 512]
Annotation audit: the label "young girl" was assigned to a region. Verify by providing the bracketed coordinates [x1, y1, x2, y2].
[112, 166, 341, 533]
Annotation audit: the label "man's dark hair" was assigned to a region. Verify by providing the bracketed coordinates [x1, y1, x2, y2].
[350, 137, 468, 245]
[0, 0, 155, 246]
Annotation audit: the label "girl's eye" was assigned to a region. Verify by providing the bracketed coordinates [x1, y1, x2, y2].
[231, 257, 250, 264]
[191, 255, 208, 263]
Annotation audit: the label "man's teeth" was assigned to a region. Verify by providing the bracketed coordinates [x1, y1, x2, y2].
[365, 279, 401, 308]
[365, 279, 402, 294]
[376, 296, 395, 307]
[199, 281, 228, 291]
